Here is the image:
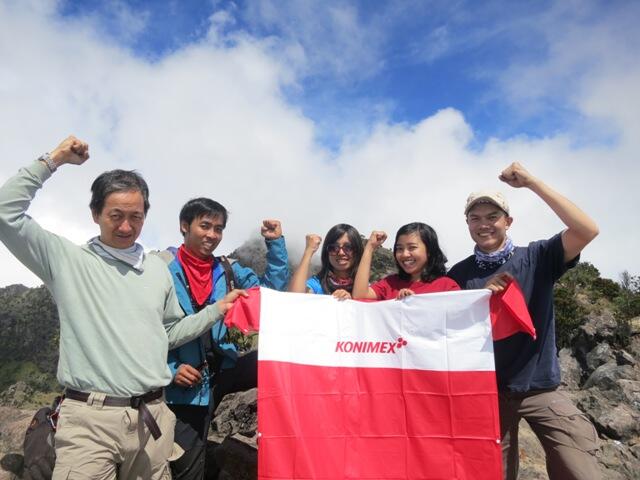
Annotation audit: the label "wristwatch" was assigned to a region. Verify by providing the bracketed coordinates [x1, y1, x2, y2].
[38, 152, 57, 173]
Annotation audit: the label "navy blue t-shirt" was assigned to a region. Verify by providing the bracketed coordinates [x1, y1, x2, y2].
[448, 233, 578, 392]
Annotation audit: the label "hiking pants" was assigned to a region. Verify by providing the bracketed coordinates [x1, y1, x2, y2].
[52, 394, 179, 480]
[499, 389, 601, 480]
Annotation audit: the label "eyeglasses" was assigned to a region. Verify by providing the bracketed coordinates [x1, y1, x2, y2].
[327, 243, 354, 255]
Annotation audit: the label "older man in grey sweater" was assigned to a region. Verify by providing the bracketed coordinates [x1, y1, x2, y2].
[0, 136, 246, 479]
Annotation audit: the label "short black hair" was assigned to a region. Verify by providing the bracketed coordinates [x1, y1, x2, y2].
[179, 198, 228, 235]
[394, 222, 448, 282]
[89, 170, 150, 215]
[317, 223, 363, 294]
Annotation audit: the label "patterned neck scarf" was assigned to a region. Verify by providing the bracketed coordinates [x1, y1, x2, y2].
[474, 237, 515, 270]
[326, 271, 354, 293]
[88, 237, 146, 272]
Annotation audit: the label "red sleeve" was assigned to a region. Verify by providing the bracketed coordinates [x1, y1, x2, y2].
[370, 276, 392, 300]
[443, 277, 461, 291]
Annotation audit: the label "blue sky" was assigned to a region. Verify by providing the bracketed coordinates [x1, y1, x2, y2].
[55, 0, 609, 147]
[0, 0, 639, 286]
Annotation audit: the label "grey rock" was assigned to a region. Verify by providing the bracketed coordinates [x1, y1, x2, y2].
[616, 349, 636, 366]
[586, 343, 615, 373]
[597, 405, 640, 441]
[583, 362, 637, 391]
[597, 438, 640, 479]
[573, 311, 619, 363]
[0, 406, 33, 479]
[617, 380, 640, 410]
[0, 453, 23, 478]
[211, 389, 257, 438]
[629, 316, 640, 335]
[205, 390, 258, 480]
[628, 335, 640, 359]
[559, 348, 582, 389]
[577, 389, 640, 440]
[0, 383, 33, 409]
[0, 407, 33, 455]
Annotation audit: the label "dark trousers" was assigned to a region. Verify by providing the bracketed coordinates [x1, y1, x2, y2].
[168, 350, 258, 480]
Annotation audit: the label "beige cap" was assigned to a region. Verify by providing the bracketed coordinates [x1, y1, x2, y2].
[464, 190, 510, 215]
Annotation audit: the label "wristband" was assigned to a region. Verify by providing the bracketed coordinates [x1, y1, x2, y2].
[38, 152, 57, 173]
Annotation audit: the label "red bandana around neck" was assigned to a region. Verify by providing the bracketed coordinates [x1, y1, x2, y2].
[177, 245, 214, 306]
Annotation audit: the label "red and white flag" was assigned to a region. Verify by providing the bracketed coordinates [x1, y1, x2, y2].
[228, 288, 503, 479]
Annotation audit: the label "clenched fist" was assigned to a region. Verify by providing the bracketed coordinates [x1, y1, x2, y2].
[366, 231, 387, 250]
[261, 219, 283, 240]
[499, 162, 537, 189]
[305, 234, 322, 253]
[50, 135, 89, 168]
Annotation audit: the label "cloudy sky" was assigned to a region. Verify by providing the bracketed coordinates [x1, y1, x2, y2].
[0, 0, 638, 287]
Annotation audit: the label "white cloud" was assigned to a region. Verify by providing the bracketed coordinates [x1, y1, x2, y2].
[0, 1, 638, 289]
[242, 0, 388, 80]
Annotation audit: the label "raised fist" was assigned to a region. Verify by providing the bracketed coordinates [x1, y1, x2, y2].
[499, 162, 536, 189]
[305, 234, 322, 253]
[367, 231, 387, 250]
[261, 219, 282, 240]
[50, 135, 89, 167]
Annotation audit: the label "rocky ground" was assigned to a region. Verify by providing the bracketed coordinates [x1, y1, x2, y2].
[1, 312, 638, 479]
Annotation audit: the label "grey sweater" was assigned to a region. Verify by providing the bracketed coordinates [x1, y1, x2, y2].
[0, 161, 222, 396]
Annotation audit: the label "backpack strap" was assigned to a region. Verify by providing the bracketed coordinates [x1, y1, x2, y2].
[217, 255, 236, 292]
[203, 256, 238, 376]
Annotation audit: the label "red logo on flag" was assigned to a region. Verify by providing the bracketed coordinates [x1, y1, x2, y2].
[335, 337, 408, 354]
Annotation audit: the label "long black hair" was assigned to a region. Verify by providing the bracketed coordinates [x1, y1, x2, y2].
[394, 222, 448, 282]
[317, 224, 363, 294]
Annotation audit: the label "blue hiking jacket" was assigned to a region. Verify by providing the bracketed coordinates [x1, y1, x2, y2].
[164, 237, 288, 406]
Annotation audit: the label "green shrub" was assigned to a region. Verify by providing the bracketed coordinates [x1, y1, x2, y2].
[554, 280, 588, 349]
[0, 360, 59, 393]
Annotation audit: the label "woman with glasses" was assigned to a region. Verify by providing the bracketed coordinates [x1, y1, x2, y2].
[353, 222, 459, 300]
[289, 224, 364, 299]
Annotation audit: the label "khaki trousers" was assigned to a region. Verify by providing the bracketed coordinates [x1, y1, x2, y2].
[52, 393, 180, 479]
[499, 389, 601, 480]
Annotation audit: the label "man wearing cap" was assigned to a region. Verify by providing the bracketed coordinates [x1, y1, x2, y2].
[448, 162, 600, 480]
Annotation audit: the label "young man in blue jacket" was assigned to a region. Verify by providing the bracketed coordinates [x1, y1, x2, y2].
[448, 162, 600, 480]
[161, 197, 289, 479]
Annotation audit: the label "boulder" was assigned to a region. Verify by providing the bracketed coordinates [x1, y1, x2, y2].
[629, 316, 640, 335]
[0, 383, 33, 409]
[0, 406, 33, 479]
[628, 335, 640, 359]
[597, 438, 640, 479]
[616, 380, 640, 409]
[558, 348, 582, 389]
[211, 389, 257, 438]
[573, 311, 618, 363]
[207, 389, 258, 479]
[585, 343, 615, 373]
[576, 389, 640, 441]
[615, 349, 635, 366]
[583, 362, 637, 391]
